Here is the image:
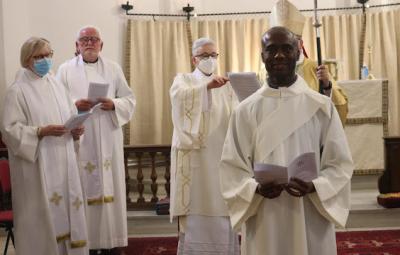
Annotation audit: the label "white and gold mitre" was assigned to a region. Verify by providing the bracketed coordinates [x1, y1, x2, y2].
[269, 0, 306, 36]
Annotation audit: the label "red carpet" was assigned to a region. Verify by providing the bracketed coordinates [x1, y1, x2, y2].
[124, 230, 400, 255]
[124, 236, 178, 255]
[337, 230, 400, 255]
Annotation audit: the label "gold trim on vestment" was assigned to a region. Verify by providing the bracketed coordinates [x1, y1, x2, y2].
[70, 240, 87, 248]
[87, 196, 114, 205]
[178, 150, 191, 214]
[56, 233, 70, 243]
[56, 233, 87, 248]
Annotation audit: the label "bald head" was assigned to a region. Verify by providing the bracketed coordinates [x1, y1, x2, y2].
[261, 26, 300, 88]
[261, 26, 298, 51]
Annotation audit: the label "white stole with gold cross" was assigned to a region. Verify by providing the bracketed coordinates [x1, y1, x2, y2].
[19, 69, 88, 249]
[64, 55, 116, 206]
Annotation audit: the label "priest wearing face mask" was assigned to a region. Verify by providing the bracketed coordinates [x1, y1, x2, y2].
[169, 37, 240, 254]
[0, 37, 88, 255]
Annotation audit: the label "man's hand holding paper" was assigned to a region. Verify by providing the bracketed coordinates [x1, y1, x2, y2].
[97, 97, 115, 111]
[75, 99, 94, 112]
[207, 76, 229, 90]
[254, 152, 318, 198]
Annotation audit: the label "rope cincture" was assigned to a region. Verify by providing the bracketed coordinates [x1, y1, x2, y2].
[122, 3, 400, 18]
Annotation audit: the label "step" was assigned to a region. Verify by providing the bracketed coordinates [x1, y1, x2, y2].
[346, 188, 400, 229]
[127, 211, 178, 237]
[127, 188, 400, 236]
[351, 173, 380, 190]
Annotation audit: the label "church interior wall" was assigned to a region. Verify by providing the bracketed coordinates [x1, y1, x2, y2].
[0, 0, 396, 110]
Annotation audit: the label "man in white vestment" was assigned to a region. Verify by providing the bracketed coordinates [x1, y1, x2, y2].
[220, 27, 354, 255]
[57, 26, 136, 255]
[1, 37, 88, 255]
[170, 38, 240, 254]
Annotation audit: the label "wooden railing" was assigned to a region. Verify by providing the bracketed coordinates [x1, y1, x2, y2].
[0, 145, 172, 211]
[124, 145, 171, 210]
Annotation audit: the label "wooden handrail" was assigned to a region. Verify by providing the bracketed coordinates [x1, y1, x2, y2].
[0, 145, 172, 211]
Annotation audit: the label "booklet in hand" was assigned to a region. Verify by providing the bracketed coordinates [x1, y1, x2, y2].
[227, 72, 261, 102]
[64, 103, 103, 130]
[64, 111, 92, 130]
[254, 152, 318, 185]
[88, 82, 109, 103]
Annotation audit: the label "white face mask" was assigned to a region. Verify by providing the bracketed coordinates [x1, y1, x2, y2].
[197, 57, 217, 75]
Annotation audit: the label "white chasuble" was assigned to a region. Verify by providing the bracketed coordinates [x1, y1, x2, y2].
[220, 76, 354, 255]
[170, 68, 238, 218]
[57, 55, 135, 249]
[170, 69, 240, 254]
[1, 69, 88, 255]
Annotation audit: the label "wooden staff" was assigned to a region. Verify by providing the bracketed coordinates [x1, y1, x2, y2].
[313, 0, 324, 94]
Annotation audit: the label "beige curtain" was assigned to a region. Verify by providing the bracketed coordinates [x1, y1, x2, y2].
[128, 17, 268, 144]
[127, 20, 191, 144]
[191, 18, 269, 75]
[365, 9, 400, 134]
[126, 8, 400, 145]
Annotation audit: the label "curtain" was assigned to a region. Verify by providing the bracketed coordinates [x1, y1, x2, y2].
[128, 17, 268, 144]
[365, 9, 400, 134]
[127, 20, 191, 144]
[126, 8, 400, 145]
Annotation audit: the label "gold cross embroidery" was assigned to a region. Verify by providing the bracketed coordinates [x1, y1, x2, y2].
[103, 159, 111, 171]
[73, 197, 83, 210]
[50, 192, 62, 206]
[84, 162, 96, 174]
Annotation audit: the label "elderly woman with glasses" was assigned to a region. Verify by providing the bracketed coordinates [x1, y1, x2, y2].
[0, 37, 89, 255]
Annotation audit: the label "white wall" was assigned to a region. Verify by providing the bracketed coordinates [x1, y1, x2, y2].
[0, 0, 5, 103]
[0, 0, 397, 97]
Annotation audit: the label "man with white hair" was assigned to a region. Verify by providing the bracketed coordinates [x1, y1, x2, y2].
[57, 26, 136, 255]
[169, 37, 240, 254]
[269, 0, 348, 124]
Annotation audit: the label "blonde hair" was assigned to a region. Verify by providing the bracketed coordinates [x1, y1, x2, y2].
[20, 37, 51, 68]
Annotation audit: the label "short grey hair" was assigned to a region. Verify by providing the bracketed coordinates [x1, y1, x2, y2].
[20, 37, 51, 68]
[192, 37, 215, 56]
[76, 25, 102, 41]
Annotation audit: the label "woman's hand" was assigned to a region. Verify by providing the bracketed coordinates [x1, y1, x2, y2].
[38, 125, 67, 139]
[70, 125, 85, 140]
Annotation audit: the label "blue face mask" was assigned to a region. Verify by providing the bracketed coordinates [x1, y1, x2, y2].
[33, 58, 52, 77]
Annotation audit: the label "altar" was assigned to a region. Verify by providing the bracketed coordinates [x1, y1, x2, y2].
[338, 79, 389, 175]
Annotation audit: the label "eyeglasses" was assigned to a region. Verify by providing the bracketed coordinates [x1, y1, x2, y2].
[195, 53, 219, 60]
[32, 50, 54, 60]
[78, 36, 101, 44]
